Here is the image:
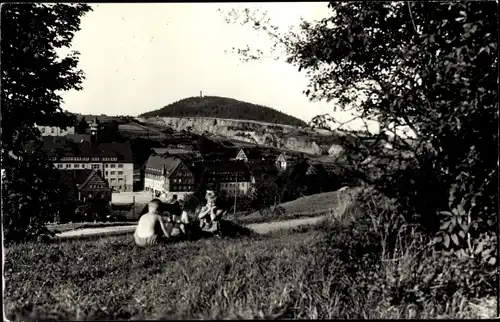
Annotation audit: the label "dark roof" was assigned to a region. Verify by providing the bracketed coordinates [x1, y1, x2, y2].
[78, 115, 121, 123]
[247, 160, 276, 176]
[152, 148, 201, 159]
[144, 155, 182, 177]
[204, 161, 251, 176]
[42, 138, 133, 163]
[201, 147, 239, 162]
[238, 147, 264, 160]
[65, 134, 91, 143]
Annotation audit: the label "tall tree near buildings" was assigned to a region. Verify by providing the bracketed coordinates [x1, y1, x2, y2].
[223, 3, 498, 260]
[1, 3, 92, 243]
[250, 177, 280, 209]
[75, 116, 89, 134]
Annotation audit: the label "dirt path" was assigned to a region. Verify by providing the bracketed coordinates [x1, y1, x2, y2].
[56, 216, 326, 240]
[246, 216, 325, 235]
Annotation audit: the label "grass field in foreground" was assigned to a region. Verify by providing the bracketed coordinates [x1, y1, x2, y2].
[6, 214, 494, 320]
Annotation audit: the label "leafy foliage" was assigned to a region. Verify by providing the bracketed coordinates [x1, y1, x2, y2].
[75, 117, 89, 134]
[1, 3, 92, 242]
[223, 1, 498, 262]
[2, 142, 63, 242]
[75, 199, 113, 222]
[98, 120, 126, 143]
[139, 96, 308, 127]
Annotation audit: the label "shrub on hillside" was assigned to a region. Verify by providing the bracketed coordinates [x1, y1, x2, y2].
[323, 186, 497, 317]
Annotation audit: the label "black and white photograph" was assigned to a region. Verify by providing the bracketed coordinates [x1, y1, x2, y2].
[2, 1, 498, 320]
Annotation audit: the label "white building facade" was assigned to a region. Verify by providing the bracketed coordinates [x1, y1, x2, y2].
[46, 141, 134, 192]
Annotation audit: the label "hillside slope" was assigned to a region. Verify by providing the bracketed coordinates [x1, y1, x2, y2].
[139, 96, 308, 127]
[233, 187, 361, 224]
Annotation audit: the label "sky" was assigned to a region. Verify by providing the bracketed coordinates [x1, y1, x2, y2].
[59, 3, 378, 132]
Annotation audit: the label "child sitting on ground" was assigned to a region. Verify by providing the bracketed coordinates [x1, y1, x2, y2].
[198, 190, 225, 235]
[165, 198, 191, 238]
[134, 199, 173, 247]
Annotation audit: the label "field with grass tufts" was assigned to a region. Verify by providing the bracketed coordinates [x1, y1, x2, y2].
[5, 186, 495, 320]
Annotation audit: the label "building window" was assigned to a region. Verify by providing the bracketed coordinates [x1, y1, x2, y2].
[118, 171, 123, 175]
[105, 171, 109, 176]
[105, 164, 109, 168]
[51, 128, 55, 134]
[74, 164, 80, 169]
[110, 178, 116, 183]
[110, 164, 116, 168]
[110, 171, 115, 175]
[91, 164, 100, 170]
[65, 164, 71, 168]
[117, 164, 123, 168]
[81, 164, 86, 168]
[118, 178, 123, 183]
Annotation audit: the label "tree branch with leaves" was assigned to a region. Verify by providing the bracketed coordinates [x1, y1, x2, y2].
[1, 3, 92, 243]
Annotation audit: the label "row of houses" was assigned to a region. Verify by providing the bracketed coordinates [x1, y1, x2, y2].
[37, 119, 324, 202]
[142, 154, 257, 199]
[40, 134, 303, 199]
[141, 144, 302, 199]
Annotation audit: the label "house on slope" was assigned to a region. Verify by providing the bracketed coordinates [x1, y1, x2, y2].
[56, 169, 112, 222]
[275, 152, 302, 171]
[58, 169, 112, 203]
[143, 155, 196, 199]
[234, 147, 266, 163]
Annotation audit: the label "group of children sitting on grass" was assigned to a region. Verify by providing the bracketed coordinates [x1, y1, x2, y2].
[133, 190, 225, 247]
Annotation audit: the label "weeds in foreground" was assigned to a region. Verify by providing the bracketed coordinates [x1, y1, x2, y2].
[4, 187, 496, 320]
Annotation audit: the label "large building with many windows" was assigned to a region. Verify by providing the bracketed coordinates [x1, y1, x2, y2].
[144, 155, 196, 199]
[43, 138, 134, 192]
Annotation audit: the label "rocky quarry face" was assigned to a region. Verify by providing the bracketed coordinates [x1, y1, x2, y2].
[139, 116, 342, 156]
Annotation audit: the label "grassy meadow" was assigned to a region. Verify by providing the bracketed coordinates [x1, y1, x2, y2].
[5, 187, 495, 320]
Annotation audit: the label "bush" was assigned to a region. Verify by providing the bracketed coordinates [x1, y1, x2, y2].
[326, 186, 497, 318]
[75, 199, 113, 222]
[2, 147, 63, 243]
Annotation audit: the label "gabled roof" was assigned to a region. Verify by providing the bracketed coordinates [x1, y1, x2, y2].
[144, 155, 183, 177]
[58, 169, 94, 202]
[79, 170, 109, 190]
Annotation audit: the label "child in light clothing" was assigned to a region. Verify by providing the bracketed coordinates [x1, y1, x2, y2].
[198, 191, 225, 234]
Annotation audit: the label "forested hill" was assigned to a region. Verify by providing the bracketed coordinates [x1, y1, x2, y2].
[139, 96, 308, 127]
